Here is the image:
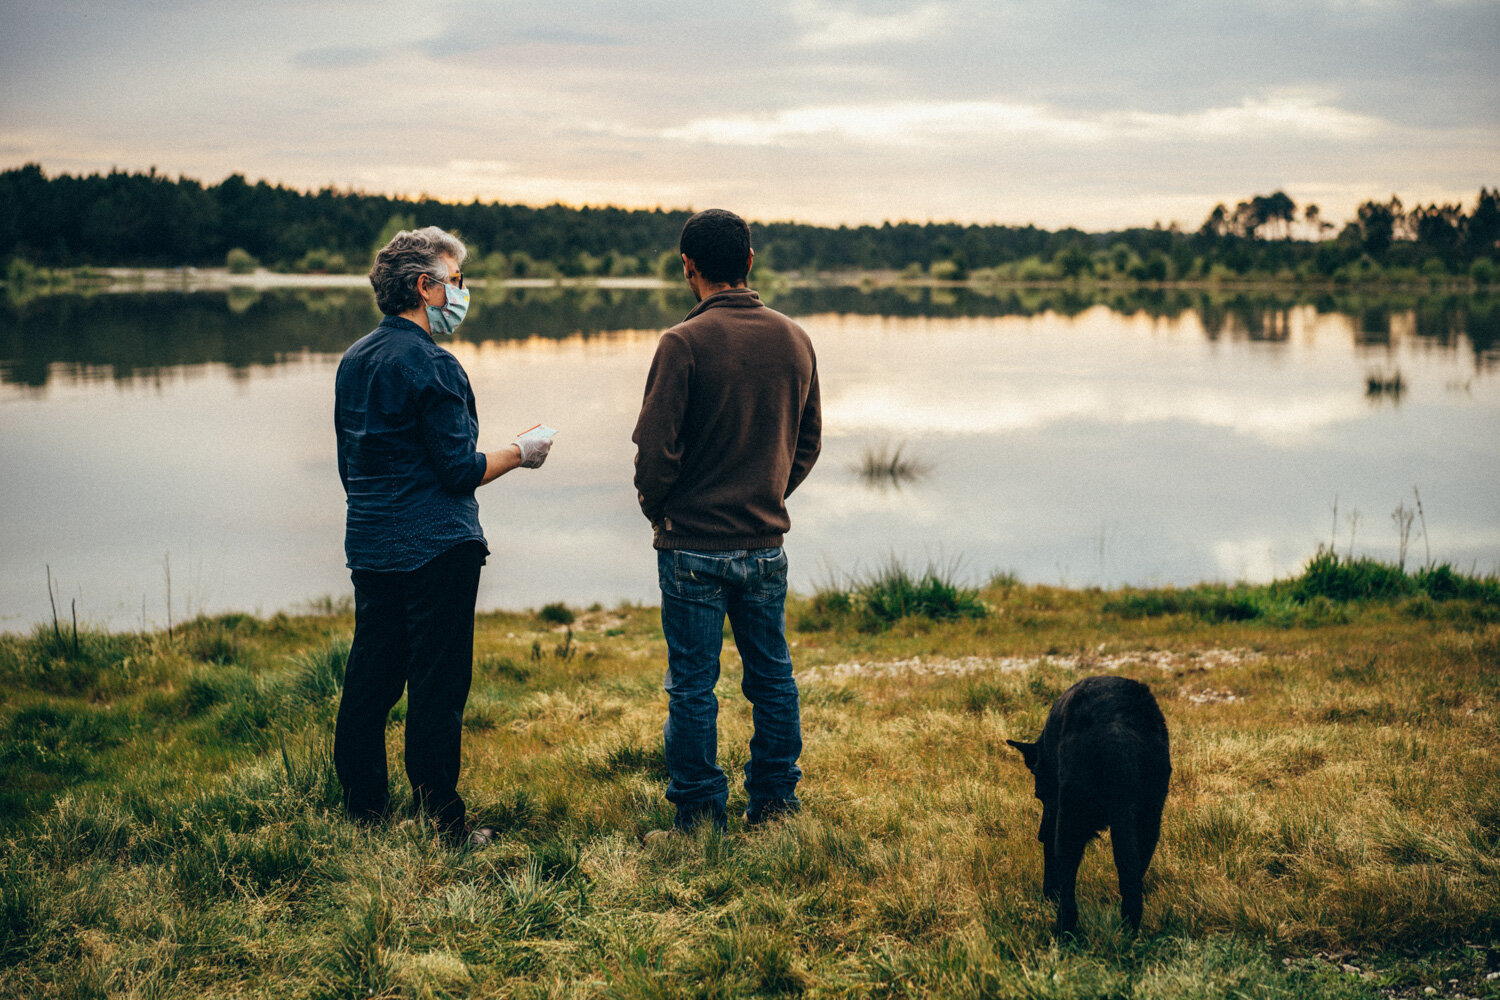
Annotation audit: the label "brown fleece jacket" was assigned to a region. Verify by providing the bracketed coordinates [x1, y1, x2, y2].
[632, 287, 821, 551]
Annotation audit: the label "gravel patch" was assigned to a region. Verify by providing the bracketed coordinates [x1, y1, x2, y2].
[1180, 687, 1246, 705]
[802, 647, 1264, 684]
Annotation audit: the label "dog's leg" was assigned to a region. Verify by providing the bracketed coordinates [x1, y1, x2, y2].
[1041, 836, 1061, 901]
[1039, 804, 1061, 901]
[1051, 819, 1089, 936]
[1138, 790, 1165, 875]
[1110, 808, 1145, 932]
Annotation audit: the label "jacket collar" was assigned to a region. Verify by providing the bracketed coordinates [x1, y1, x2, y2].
[683, 286, 762, 321]
[378, 314, 433, 341]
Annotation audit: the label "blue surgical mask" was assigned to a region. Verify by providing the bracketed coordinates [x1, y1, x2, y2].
[425, 280, 470, 336]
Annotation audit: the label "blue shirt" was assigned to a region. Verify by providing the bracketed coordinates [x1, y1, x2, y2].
[335, 316, 488, 572]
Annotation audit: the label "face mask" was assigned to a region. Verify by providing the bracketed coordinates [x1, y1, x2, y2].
[425, 280, 470, 336]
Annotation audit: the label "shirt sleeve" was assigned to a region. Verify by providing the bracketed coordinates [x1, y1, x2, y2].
[632, 330, 693, 521]
[417, 355, 488, 494]
[334, 389, 350, 493]
[785, 360, 822, 498]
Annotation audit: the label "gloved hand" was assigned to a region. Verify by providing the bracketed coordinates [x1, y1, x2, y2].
[512, 435, 551, 469]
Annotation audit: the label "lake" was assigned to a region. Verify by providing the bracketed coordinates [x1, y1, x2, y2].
[2, 282, 1497, 632]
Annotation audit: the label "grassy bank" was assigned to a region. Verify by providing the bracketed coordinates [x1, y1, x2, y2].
[2, 559, 1497, 998]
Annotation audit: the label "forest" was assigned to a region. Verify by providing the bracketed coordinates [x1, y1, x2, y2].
[1, 163, 1496, 284]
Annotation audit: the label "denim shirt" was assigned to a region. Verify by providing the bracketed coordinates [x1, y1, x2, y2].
[335, 316, 488, 572]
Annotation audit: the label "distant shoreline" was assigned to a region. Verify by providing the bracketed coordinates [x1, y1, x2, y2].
[31, 266, 1498, 296]
[90, 268, 675, 293]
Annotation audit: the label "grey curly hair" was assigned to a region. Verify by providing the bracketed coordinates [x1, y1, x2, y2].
[368, 226, 468, 316]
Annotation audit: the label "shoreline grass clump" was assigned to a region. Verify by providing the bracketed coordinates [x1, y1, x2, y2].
[537, 601, 576, 626]
[1, 570, 1498, 997]
[800, 559, 988, 631]
[1102, 550, 1499, 628]
[1280, 546, 1500, 605]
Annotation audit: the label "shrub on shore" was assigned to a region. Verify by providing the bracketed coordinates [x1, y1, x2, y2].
[225, 247, 259, 274]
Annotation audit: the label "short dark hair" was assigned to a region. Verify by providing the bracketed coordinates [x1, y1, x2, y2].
[679, 209, 751, 285]
[368, 226, 466, 316]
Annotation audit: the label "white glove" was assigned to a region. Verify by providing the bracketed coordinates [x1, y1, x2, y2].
[513, 435, 552, 468]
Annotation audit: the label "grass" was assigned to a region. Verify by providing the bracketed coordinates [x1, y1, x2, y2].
[1, 560, 1498, 998]
[1100, 551, 1500, 628]
[802, 560, 989, 632]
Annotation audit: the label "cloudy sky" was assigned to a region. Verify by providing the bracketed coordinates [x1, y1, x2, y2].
[2, 0, 1496, 231]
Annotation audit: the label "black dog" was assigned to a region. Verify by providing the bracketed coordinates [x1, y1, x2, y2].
[1007, 675, 1170, 934]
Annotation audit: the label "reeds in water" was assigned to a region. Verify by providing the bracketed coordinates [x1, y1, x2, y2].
[852, 440, 932, 488]
[1366, 369, 1405, 399]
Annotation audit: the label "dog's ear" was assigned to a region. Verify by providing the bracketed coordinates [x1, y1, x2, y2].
[1006, 739, 1039, 772]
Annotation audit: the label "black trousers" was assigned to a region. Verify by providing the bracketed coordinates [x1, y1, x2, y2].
[334, 540, 486, 833]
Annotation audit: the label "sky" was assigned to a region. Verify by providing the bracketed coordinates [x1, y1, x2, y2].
[2, 0, 1497, 232]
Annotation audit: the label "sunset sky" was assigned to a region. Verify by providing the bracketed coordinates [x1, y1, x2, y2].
[3, 0, 1496, 231]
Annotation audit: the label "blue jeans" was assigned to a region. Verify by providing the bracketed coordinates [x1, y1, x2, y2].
[657, 547, 803, 826]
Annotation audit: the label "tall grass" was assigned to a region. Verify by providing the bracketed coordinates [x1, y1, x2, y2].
[800, 559, 988, 631]
[288, 633, 351, 704]
[1284, 546, 1500, 603]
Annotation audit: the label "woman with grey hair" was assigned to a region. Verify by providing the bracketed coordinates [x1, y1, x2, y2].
[333, 225, 551, 847]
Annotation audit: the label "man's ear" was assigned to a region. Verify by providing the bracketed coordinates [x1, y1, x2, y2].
[1006, 739, 1039, 772]
[681, 253, 695, 281]
[745, 248, 755, 278]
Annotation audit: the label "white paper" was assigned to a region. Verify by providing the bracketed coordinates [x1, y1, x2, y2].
[516, 423, 558, 443]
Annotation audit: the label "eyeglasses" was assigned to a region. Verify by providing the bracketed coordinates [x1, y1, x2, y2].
[427, 271, 464, 290]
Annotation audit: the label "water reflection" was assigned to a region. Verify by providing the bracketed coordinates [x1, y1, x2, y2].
[0, 285, 694, 388]
[850, 441, 933, 491]
[2, 285, 1496, 389]
[1, 286, 1497, 631]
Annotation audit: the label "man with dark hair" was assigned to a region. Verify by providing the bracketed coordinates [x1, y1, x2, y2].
[633, 209, 822, 835]
[335, 226, 552, 848]
[677, 208, 752, 285]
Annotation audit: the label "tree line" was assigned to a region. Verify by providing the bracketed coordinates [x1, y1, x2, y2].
[1, 163, 1496, 282]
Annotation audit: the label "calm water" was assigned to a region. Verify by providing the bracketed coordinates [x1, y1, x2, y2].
[2, 284, 1497, 632]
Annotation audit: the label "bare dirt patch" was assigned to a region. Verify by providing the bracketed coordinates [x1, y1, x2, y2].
[803, 647, 1264, 684]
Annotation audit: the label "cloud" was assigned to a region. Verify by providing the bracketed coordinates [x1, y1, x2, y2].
[395, 159, 698, 209]
[659, 93, 1385, 148]
[1122, 93, 1382, 140]
[291, 46, 385, 71]
[511, 26, 624, 46]
[789, 1, 953, 50]
[661, 101, 1093, 146]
